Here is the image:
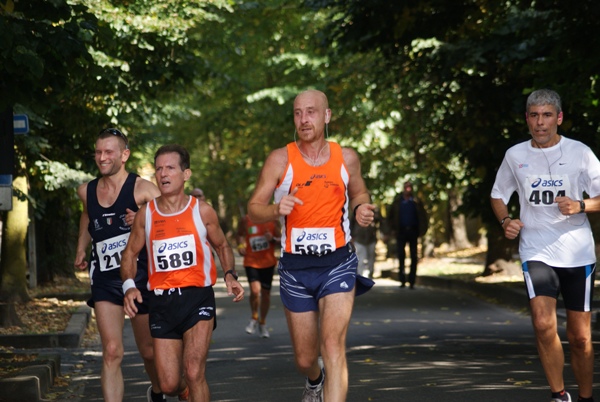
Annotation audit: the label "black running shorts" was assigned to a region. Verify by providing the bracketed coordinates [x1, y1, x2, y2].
[148, 286, 216, 339]
[522, 260, 596, 312]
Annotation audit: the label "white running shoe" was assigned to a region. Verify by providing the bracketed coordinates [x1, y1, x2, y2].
[245, 319, 258, 334]
[301, 359, 324, 402]
[259, 324, 270, 338]
[550, 391, 571, 402]
[301, 381, 323, 402]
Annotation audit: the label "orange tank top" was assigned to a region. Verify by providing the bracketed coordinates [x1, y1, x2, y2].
[145, 197, 217, 289]
[274, 141, 351, 256]
[241, 215, 277, 269]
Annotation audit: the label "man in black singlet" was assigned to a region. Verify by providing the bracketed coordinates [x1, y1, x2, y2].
[74, 128, 166, 402]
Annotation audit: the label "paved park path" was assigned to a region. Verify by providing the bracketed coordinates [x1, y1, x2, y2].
[54, 272, 597, 402]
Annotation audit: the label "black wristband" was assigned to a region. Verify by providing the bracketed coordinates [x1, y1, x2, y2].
[353, 204, 363, 216]
[579, 200, 586, 213]
[224, 269, 238, 281]
[500, 216, 512, 226]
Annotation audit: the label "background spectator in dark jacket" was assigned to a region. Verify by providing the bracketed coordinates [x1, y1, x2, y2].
[388, 181, 428, 289]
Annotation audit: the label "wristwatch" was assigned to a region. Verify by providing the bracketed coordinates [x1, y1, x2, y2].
[579, 200, 586, 213]
[224, 269, 238, 281]
[500, 216, 512, 226]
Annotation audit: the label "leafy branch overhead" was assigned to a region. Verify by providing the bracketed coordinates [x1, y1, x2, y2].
[1, 0, 599, 293]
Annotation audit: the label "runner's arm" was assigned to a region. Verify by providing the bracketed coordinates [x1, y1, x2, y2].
[201, 203, 244, 302]
[121, 203, 148, 317]
[74, 183, 91, 271]
[124, 178, 161, 226]
[490, 197, 523, 240]
[343, 147, 374, 226]
[248, 147, 299, 223]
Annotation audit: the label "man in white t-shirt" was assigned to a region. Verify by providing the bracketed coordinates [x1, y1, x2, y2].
[491, 89, 600, 402]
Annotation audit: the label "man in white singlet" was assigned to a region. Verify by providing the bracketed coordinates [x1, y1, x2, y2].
[491, 89, 600, 402]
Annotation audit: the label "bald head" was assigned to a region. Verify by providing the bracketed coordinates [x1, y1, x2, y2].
[294, 89, 329, 110]
[190, 188, 205, 201]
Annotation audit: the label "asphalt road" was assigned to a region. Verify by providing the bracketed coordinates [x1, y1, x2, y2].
[55, 277, 597, 402]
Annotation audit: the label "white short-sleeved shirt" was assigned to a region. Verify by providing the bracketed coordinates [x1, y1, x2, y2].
[491, 136, 600, 267]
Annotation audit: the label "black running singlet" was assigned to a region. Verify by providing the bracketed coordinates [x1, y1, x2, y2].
[86, 173, 148, 287]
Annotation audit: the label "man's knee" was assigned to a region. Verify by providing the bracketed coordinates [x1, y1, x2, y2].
[567, 330, 592, 350]
[294, 352, 319, 373]
[531, 311, 556, 335]
[137, 343, 154, 362]
[159, 378, 181, 396]
[184, 359, 206, 383]
[103, 341, 124, 364]
[320, 332, 347, 359]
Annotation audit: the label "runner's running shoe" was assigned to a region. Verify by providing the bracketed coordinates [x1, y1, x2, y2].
[259, 324, 270, 338]
[146, 385, 166, 402]
[245, 319, 258, 334]
[301, 359, 325, 402]
[550, 391, 571, 402]
[178, 386, 189, 401]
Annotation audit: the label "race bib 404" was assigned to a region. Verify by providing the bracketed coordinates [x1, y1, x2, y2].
[524, 175, 570, 207]
[290, 227, 335, 256]
[152, 234, 197, 272]
[96, 232, 130, 272]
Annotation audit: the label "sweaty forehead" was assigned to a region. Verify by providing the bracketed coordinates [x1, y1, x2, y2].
[528, 104, 558, 114]
[155, 152, 180, 167]
[294, 91, 328, 110]
[96, 136, 122, 150]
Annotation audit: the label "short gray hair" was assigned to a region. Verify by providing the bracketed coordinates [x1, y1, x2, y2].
[526, 89, 562, 114]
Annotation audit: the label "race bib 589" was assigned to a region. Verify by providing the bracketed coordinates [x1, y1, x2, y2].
[152, 234, 196, 272]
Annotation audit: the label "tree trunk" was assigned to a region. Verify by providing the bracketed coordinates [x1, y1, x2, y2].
[0, 302, 22, 327]
[484, 223, 519, 276]
[448, 190, 472, 250]
[0, 175, 30, 327]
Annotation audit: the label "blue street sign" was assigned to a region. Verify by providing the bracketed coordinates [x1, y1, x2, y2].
[0, 174, 12, 186]
[13, 114, 29, 134]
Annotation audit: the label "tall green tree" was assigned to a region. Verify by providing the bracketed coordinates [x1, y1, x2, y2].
[306, 0, 600, 266]
[163, 1, 332, 231]
[0, 0, 228, 325]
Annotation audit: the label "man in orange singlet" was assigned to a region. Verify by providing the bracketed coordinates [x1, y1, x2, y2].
[236, 213, 281, 338]
[248, 89, 376, 402]
[121, 144, 244, 402]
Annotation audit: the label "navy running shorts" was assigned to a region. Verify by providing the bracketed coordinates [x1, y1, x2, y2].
[279, 252, 361, 313]
[88, 279, 151, 315]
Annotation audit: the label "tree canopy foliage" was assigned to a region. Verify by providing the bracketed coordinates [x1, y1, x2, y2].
[1, 0, 600, 300]
[305, 0, 600, 261]
[308, 0, 600, 199]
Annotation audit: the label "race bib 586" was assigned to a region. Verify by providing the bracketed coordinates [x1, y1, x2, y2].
[290, 227, 335, 256]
